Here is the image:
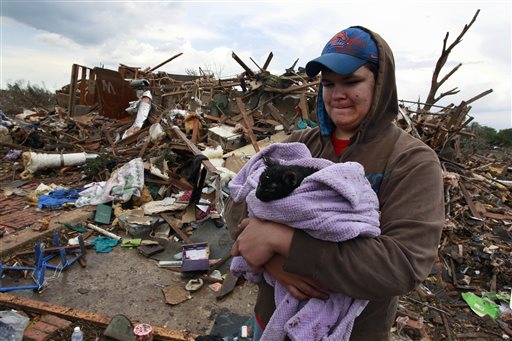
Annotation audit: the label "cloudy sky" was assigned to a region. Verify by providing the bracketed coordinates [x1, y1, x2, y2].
[1, 0, 510, 129]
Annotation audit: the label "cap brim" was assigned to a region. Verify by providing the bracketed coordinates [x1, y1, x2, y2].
[305, 53, 367, 78]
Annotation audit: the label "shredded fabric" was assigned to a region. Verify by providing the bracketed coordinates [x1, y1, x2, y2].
[229, 142, 381, 341]
[75, 158, 144, 207]
[60, 222, 87, 233]
[90, 236, 119, 253]
[38, 189, 83, 209]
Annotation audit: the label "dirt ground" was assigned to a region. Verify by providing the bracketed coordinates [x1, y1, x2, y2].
[1, 220, 259, 338]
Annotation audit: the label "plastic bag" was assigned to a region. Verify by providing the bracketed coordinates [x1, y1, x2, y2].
[0, 310, 30, 341]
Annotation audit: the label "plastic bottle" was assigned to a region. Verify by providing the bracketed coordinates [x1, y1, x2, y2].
[71, 326, 84, 341]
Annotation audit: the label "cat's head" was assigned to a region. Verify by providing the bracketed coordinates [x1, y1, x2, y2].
[255, 156, 301, 202]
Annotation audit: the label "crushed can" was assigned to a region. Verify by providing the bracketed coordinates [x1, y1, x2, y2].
[133, 323, 153, 341]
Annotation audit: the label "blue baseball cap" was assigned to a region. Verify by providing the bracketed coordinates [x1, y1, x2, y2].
[305, 27, 378, 77]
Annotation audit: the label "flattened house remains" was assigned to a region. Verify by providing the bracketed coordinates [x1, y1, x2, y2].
[0, 9, 510, 341]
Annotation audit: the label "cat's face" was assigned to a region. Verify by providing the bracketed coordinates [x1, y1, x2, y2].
[255, 157, 300, 202]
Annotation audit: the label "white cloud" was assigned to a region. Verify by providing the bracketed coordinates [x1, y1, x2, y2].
[1, 1, 510, 129]
[34, 32, 80, 49]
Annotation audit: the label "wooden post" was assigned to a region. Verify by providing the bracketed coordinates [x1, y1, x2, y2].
[191, 119, 200, 144]
[68, 64, 79, 117]
[79, 66, 87, 105]
[299, 93, 309, 120]
[236, 97, 260, 153]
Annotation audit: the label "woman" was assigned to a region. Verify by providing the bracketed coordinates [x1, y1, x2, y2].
[226, 26, 445, 340]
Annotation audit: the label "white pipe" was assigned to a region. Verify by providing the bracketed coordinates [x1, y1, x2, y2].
[122, 92, 153, 140]
[133, 99, 151, 128]
[21, 151, 98, 178]
[86, 223, 122, 240]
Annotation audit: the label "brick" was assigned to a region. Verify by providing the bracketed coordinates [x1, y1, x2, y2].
[40, 314, 72, 329]
[24, 327, 50, 341]
[32, 321, 59, 334]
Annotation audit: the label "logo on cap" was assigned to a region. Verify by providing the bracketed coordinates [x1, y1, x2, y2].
[323, 28, 378, 63]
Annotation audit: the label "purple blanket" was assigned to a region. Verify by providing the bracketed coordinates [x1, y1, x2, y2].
[229, 143, 381, 341]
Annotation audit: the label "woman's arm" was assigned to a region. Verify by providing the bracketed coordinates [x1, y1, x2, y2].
[283, 155, 444, 300]
[225, 197, 328, 300]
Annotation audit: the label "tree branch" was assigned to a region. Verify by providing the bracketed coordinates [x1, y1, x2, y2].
[422, 10, 480, 112]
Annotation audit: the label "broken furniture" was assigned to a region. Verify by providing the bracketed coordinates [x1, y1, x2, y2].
[42, 231, 87, 271]
[0, 244, 47, 292]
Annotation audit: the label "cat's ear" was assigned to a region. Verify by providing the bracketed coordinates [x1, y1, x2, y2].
[283, 171, 299, 187]
[262, 156, 274, 167]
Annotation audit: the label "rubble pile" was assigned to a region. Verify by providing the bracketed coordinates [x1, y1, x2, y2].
[1, 13, 511, 338]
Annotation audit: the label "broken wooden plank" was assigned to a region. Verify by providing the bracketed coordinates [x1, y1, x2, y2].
[262, 52, 273, 70]
[266, 103, 290, 131]
[214, 271, 239, 299]
[264, 79, 320, 94]
[483, 212, 512, 220]
[116, 126, 150, 146]
[149, 52, 184, 72]
[167, 125, 218, 174]
[235, 97, 260, 153]
[458, 181, 483, 219]
[207, 252, 232, 275]
[0, 292, 196, 341]
[161, 213, 193, 244]
[14, 243, 94, 257]
[231, 51, 255, 77]
[299, 93, 309, 120]
[138, 134, 152, 158]
[67, 64, 79, 117]
[191, 119, 200, 144]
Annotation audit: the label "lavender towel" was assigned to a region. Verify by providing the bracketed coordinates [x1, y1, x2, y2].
[229, 142, 381, 341]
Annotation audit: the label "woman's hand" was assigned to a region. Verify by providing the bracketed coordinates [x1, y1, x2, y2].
[230, 217, 294, 272]
[264, 255, 329, 301]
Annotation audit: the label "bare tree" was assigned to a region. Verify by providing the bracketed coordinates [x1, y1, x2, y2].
[422, 10, 480, 112]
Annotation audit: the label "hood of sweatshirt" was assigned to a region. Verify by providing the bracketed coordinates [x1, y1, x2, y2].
[316, 26, 399, 144]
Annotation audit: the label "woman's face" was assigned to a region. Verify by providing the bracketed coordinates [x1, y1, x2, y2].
[321, 66, 375, 139]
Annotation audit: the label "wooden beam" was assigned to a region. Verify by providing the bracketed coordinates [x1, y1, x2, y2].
[161, 213, 193, 244]
[68, 64, 79, 117]
[262, 52, 273, 70]
[266, 103, 290, 131]
[299, 93, 309, 120]
[465, 89, 493, 106]
[264, 79, 320, 94]
[236, 97, 260, 153]
[167, 126, 218, 174]
[79, 66, 87, 105]
[191, 119, 200, 144]
[14, 243, 94, 257]
[231, 51, 255, 77]
[0, 293, 196, 340]
[459, 181, 482, 219]
[149, 52, 184, 72]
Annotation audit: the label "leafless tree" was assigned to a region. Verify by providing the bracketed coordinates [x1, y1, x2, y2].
[422, 10, 480, 112]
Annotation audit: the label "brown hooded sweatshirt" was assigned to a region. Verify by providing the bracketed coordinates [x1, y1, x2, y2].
[225, 26, 444, 340]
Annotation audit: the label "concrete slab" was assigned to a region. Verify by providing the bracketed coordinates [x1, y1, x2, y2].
[1, 220, 257, 336]
[0, 207, 95, 257]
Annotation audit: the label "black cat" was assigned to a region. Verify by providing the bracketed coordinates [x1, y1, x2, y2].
[255, 156, 318, 202]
